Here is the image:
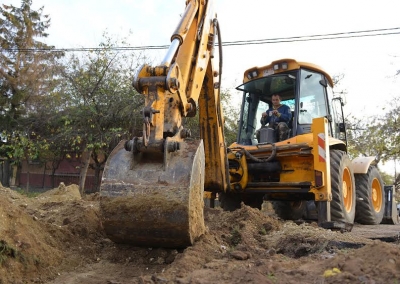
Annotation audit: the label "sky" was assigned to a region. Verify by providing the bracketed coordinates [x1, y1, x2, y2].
[5, 0, 400, 173]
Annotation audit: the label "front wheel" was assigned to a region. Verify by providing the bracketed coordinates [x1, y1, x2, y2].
[330, 150, 356, 223]
[355, 166, 385, 224]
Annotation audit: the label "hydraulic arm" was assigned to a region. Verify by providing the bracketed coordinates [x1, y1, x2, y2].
[100, 0, 227, 248]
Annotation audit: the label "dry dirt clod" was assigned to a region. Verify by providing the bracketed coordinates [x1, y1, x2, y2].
[230, 250, 250, 260]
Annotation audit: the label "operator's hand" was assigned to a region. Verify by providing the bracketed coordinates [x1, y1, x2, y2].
[262, 112, 268, 117]
[272, 110, 280, 117]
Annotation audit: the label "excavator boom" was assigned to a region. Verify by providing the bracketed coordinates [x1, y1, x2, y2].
[100, 0, 227, 248]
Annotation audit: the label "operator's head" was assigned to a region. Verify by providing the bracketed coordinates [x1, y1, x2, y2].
[271, 94, 281, 107]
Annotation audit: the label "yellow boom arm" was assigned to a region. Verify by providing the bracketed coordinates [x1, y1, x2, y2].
[100, 0, 227, 248]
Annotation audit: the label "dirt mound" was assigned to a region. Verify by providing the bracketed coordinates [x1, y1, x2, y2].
[0, 186, 63, 283]
[0, 184, 103, 283]
[35, 182, 81, 202]
[0, 184, 399, 284]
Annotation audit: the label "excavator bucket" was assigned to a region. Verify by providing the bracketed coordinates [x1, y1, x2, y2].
[100, 138, 206, 248]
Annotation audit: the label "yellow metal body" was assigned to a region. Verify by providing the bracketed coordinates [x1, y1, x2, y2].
[225, 58, 391, 227]
[243, 58, 334, 87]
[224, 59, 344, 203]
[227, 117, 343, 200]
[311, 117, 331, 201]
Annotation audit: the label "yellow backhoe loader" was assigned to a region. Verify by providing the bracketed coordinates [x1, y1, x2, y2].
[99, 0, 398, 248]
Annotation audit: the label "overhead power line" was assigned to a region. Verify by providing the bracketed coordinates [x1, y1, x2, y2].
[222, 27, 400, 45]
[2, 27, 400, 53]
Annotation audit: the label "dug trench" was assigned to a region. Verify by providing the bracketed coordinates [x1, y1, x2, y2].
[0, 183, 399, 283]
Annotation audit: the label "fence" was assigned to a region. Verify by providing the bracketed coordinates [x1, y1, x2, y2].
[18, 171, 99, 193]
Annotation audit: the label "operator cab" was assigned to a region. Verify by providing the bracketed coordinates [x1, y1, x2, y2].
[235, 59, 345, 145]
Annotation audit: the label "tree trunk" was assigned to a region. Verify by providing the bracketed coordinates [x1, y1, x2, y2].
[50, 158, 61, 188]
[94, 166, 102, 192]
[51, 169, 55, 188]
[79, 150, 92, 196]
[25, 163, 30, 193]
[41, 162, 47, 189]
[11, 165, 18, 187]
[1, 159, 11, 187]
[0, 161, 3, 186]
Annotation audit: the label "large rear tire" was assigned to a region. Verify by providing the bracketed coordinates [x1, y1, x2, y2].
[330, 150, 356, 223]
[355, 166, 385, 224]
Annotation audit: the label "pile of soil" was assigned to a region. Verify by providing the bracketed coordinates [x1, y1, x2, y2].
[0, 183, 399, 283]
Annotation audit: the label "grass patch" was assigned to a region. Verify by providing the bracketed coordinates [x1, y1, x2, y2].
[229, 227, 242, 246]
[259, 227, 267, 235]
[267, 272, 277, 283]
[0, 240, 19, 265]
[0, 240, 34, 269]
[14, 188, 40, 198]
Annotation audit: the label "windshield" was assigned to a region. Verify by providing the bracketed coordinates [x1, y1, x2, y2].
[236, 73, 296, 102]
[298, 69, 328, 124]
[236, 74, 296, 145]
[235, 68, 334, 144]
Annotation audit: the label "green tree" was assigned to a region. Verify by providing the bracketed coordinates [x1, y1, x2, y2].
[5, 131, 41, 191]
[377, 99, 400, 161]
[220, 88, 239, 146]
[25, 101, 73, 188]
[182, 88, 239, 145]
[332, 72, 400, 189]
[345, 99, 400, 189]
[60, 34, 144, 193]
[345, 115, 387, 162]
[0, 0, 63, 127]
[0, 0, 63, 187]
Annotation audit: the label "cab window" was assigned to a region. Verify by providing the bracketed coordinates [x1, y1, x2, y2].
[298, 69, 328, 124]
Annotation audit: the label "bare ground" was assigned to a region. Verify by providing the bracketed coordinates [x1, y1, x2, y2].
[0, 183, 400, 284]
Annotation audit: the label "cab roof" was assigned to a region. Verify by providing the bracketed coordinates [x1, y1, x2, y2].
[243, 58, 334, 88]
